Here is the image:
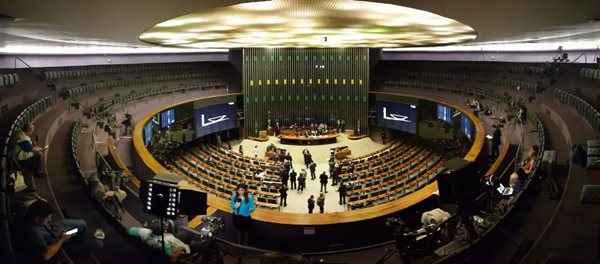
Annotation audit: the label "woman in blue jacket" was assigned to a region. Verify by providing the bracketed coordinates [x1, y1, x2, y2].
[230, 184, 255, 244]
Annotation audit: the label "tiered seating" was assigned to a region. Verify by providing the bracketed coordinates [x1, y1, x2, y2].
[0, 73, 19, 88]
[506, 64, 545, 75]
[554, 88, 600, 134]
[44, 63, 203, 81]
[339, 138, 445, 209]
[168, 145, 284, 209]
[579, 67, 600, 80]
[63, 72, 224, 99]
[387, 71, 539, 95]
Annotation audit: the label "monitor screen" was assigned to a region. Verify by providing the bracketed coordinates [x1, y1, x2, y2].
[194, 103, 236, 138]
[143, 121, 153, 146]
[160, 109, 176, 129]
[437, 104, 453, 123]
[375, 101, 417, 134]
[460, 115, 473, 139]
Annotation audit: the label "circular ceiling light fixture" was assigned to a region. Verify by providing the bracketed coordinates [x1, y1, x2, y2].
[140, 0, 477, 48]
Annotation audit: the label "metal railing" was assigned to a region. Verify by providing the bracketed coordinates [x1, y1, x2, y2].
[553, 88, 600, 135]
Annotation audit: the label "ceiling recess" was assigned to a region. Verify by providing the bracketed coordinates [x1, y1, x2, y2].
[139, 0, 477, 48]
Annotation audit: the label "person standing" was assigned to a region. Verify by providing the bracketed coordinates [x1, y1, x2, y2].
[302, 149, 310, 167]
[328, 158, 335, 184]
[230, 184, 256, 245]
[298, 169, 307, 192]
[317, 193, 325, 213]
[331, 163, 340, 186]
[238, 145, 243, 155]
[309, 162, 317, 180]
[15, 123, 46, 192]
[338, 182, 347, 205]
[319, 172, 328, 193]
[289, 168, 297, 190]
[281, 169, 289, 188]
[307, 195, 315, 214]
[279, 186, 288, 207]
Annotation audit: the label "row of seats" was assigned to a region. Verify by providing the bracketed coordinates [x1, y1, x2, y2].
[0, 73, 19, 88]
[168, 146, 284, 209]
[554, 88, 600, 134]
[579, 67, 600, 80]
[391, 71, 539, 93]
[64, 72, 222, 99]
[506, 65, 545, 75]
[86, 80, 225, 138]
[384, 80, 498, 102]
[339, 139, 444, 209]
[44, 63, 205, 81]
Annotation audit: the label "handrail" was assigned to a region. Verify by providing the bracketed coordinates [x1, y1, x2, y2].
[433, 114, 546, 263]
[553, 88, 600, 134]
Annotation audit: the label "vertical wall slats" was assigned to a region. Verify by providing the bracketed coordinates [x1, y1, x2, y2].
[243, 48, 369, 137]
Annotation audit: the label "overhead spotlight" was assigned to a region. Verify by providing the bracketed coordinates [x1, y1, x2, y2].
[409, 104, 417, 109]
[486, 134, 493, 139]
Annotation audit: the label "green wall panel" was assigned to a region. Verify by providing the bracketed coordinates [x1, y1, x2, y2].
[243, 48, 369, 136]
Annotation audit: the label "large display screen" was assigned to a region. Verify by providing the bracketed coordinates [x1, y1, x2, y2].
[460, 115, 473, 139]
[437, 104, 453, 123]
[160, 109, 176, 129]
[375, 101, 417, 134]
[143, 120, 153, 146]
[194, 103, 236, 137]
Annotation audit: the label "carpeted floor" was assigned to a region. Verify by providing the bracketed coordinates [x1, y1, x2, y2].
[230, 134, 387, 213]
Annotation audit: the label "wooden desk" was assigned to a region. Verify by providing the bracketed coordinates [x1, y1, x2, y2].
[278, 133, 338, 145]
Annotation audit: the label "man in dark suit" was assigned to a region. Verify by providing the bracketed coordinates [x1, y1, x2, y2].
[279, 186, 288, 207]
[309, 162, 317, 180]
[281, 169, 289, 187]
[289, 169, 297, 190]
[338, 182, 347, 205]
[307, 195, 315, 214]
[319, 172, 328, 193]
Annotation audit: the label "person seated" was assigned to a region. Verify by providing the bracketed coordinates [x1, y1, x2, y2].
[22, 200, 102, 263]
[128, 220, 190, 258]
[420, 208, 450, 230]
[89, 174, 126, 218]
[522, 145, 539, 174]
[509, 171, 524, 195]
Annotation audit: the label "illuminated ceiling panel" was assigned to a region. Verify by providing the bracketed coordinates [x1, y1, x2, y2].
[139, 0, 477, 48]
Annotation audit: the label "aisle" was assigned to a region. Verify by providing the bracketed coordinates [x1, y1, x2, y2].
[231, 134, 386, 213]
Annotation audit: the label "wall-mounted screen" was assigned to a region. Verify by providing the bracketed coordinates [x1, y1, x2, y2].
[194, 103, 236, 138]
[143, 121, 153, 146]
[437, 104, 453, 123]
[375, 101, 417, 134]
[460, 115, 473, 139]
[160, 109, 176, 129]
